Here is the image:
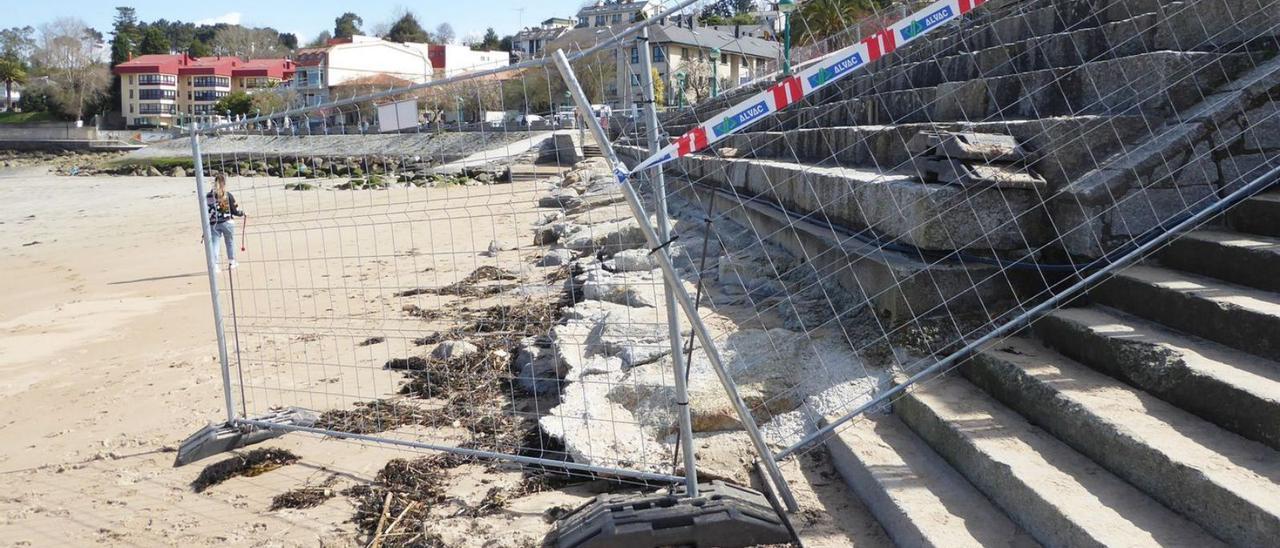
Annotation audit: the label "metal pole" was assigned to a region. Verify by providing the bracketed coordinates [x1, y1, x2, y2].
[711, 48, 719, 99]
[552, 50, 798, 511]
[190, 128, 237, 424]
[637, 29, 699, 498]
[783, 11, 792, 75]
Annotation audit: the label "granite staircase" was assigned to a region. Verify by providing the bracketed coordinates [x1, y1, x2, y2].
[614, 0, 1280, 545]
[622, 0, 1280, 324]
[822, 186, 1280, 547]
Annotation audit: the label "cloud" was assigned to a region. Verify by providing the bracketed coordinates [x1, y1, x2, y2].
[196, 12, 243, 26]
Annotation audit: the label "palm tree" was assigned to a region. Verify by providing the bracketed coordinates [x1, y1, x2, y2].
[0, 59, 26, 112]
[793, 0, 886, 47]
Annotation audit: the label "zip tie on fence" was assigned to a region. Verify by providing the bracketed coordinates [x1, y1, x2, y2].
[648, 233, 680, 256]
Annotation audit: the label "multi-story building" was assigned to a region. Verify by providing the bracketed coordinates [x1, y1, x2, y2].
[231, 59, 297, 93]
[426, 44, 509, 77]
[618, 21, 779, 109]
[512, 17, 574, 61]
[576, 0, 660, 28]
[115, 54, 296, 127]
[294, 35, 436, 107]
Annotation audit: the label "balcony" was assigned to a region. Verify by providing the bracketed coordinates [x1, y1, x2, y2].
[137, 74, 177, 86]
[192, 91, 228, 103]
[138, 89, 176, 101]
[192, 76, 231, 88]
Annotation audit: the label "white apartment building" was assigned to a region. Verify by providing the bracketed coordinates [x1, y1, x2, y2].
[576, 0, 660, 28]
[512, 17, 574, 61]
[294, 36, 435, 106]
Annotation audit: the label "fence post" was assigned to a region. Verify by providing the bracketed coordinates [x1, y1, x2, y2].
[637, 28, 699, 498]
[190, 127, 237, 424]
[552, 49, 798, 511]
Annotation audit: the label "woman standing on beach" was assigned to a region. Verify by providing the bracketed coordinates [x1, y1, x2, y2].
[206, 173, 246, 272]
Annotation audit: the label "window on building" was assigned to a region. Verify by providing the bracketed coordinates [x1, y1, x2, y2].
[129, 104, 133, 113]
[128, 89, 133, 99]
[630, 46, 638, 64]
[579, 16, 588, 26]
[138, 74, 176, 85]
[611, 13, 622, 24]
[681, 47, 689, 59]
[128, 75, 133, 84]
[653, 45, 665, 62]
[193, 76, 230, 88]
[595, 15, 605, 26]
[720, 53, 728, 64]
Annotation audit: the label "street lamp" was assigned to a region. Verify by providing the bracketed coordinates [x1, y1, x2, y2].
[778, 0, 797, 76]
[711, 47, 720, 99]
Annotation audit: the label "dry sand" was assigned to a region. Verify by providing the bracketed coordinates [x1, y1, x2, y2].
[0, 165, 888, 547]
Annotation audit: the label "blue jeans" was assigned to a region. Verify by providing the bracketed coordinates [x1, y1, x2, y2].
[211, 221, 236, 263]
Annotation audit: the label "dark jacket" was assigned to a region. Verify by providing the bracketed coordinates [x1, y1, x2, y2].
[206, 191, 245, 224]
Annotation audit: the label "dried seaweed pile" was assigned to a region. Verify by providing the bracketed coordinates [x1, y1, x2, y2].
[313, 400, 440, 435]
[191, 448, 300, 493]
[347, 454, 469, 546]
[395, 266, 519, 298]
[270, 474, 339, 510]
[469, 299, 560, 338]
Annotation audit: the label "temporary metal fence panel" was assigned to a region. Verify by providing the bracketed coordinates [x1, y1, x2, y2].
[180, 0, 1280, 513]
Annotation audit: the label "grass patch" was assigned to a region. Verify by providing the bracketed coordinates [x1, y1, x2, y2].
[0, 111, 59, 124]
[191, 448, 300, 493]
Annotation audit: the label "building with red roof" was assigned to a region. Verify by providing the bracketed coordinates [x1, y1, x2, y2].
[114, 54, 294, 128]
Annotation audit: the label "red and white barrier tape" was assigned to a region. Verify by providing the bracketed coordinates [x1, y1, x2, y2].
[626, 0, 988, 176]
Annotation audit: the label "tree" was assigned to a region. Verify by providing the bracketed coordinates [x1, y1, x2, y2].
[187, 37, 211, 56]
[17, 80, 55, 113]
[34, 18, 111, 120]
[0, 59, 26, 111]
[278, 32, 298, 50]
[306, 30, 332, 48]
[434, 23, 455, 44]
[214, 90, 254, 117]
[472, 28, 501, 51]
[386, 13, 430, 43]
[0, 26, 36, 64]
[700, 0, 762, 25]
[110, 7, 140, 66]
[211, 26, 286, 60]
[334, 12, 363, 39]
[650, 68, 664, 106]
[499, 35, 514, 52]
[139, 26, 171, 55]
[793, 0, 888, 46]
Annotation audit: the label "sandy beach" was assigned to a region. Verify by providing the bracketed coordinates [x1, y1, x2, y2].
[0, 164, 888, 547]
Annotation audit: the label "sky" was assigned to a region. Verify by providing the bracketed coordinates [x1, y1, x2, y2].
[7, 0, 592, 45]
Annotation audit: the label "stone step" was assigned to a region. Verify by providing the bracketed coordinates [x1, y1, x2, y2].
[1156, 229, 1280, 292]
[1092, 264, 1280, 361]
[666, 152, 1049, 253]
[888, 0, 1167, 67]
[666, 50, 1238, 139]
[777, 448, 894, 547]
[817, 13, 1164, 105]
[1035, 306, 1280, 450]
[964, 337, 1280, 546]
[894, 373, 1224, 547]
[1228, 190, 1280, 237]
[624, 155, 1033, 323]
[824, 413, 1038, 547]
[709, 115, 1150, 189]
